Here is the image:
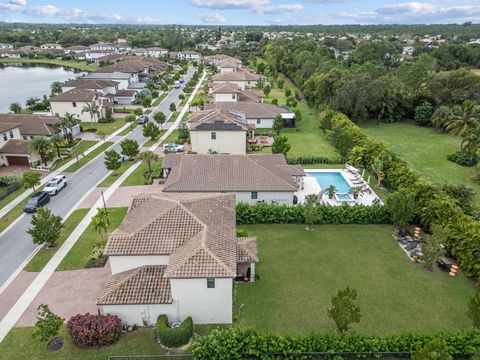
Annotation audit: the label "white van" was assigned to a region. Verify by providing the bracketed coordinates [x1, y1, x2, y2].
[174, 80, 181, 88]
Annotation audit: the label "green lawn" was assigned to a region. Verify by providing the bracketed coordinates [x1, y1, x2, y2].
[81, 117, 129, 135]
[118, 121, 138, 136]
[361, 121, 480, 204]
[0, 326, 167, 360]
[24, 209, 89, 272]
[0, 185, 25, 214]
[121, 161, 162, 187]
[56, 207, 127, 271]
[236, 224, 474, 335]
[97, 160, 136, 187]
[64, 142, 113, 173]
[52, 141, 98, 170]
[0, 58, 96, 71]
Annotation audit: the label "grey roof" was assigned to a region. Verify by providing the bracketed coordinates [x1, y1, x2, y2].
[0, 114, 60, 136]
[188, 109, 253, 132]
[205, 102, 289, 119]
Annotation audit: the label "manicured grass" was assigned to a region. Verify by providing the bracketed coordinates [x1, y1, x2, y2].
[0, 326, 167, 360]
[56, 207, 127, 271]
[118, 121, 138, 136]
[97, 160, 136, 187]
[236, 224, 474, 335]
[52, 141, 98, 170]
[24, 209, 89, 272]
[64, 142, 113, 173]
[0, 58, 96, 71]
[81, 117, 129, 135]
[0, 197, 28, 233]
[163, 129, 179, 144]
[361, 121, 480, 205]
[152, 92, 167, 106]
[142, 130, 166, 147]
[121, 161, 162, 187]
[0, 185, 25, 213]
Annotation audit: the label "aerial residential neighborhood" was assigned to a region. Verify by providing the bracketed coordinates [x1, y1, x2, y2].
[0, 1, 479, 359]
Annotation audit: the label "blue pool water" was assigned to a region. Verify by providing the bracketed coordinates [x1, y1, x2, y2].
[306, 171, 351, 194]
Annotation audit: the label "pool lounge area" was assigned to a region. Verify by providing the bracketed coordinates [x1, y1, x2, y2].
[296, 167, 383, 206]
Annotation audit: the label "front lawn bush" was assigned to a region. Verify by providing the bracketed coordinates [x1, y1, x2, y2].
[447, 151, 477, 167]
[67, 313, 122, 346]
[0, 175, 19, 186]
[191, 327, 480, 359]
[236, 203, 389, 225]
[156, 315, 193, 347]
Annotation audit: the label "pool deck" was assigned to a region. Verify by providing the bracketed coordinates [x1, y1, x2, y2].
[296, 168, 383, 206]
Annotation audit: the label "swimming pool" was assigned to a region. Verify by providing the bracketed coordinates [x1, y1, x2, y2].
[306, 171, 351, 194]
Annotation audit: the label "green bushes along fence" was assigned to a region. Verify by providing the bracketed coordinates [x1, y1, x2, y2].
[156, 315, 193, 347]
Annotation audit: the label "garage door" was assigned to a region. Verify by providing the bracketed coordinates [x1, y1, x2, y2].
[6, 156, 29, 166]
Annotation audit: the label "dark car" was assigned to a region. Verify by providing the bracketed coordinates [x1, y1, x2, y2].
[137, 115, 149, 125]
[23, 192, 50, 213]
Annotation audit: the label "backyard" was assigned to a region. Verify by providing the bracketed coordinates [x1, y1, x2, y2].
[361, 121, 480, 205]
[236, 224, 474, 335]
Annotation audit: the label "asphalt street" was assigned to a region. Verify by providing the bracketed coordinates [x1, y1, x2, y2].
[0, 67, 194, 288]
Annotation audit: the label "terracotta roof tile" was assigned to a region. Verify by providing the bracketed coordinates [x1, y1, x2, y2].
[0, 114, 60, 136]
[237, 237, 258, 263]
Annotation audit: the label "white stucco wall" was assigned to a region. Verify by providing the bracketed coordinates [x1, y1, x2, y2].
[220, 67, 236, 73]
[236, 191, 294, 205]
[170, 278, 232, 324]
[190, 130, 246, 155]
[50, 101, 104, 122]
[109, 255, 170, 274]
[0, 127, 21, 146]
[99, 303, 178, 326]
[247, 118, 274, 129]
[214, 93, 237, 102]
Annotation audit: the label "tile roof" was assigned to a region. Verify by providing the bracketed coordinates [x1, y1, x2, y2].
[63, 79, 119, 90]
[97, 265, 172, 305]
[211, 83, 241, 94]
[188, 109, 253, 132]
[219, 58, 242, 68]
[105, 192, 238, 279]
[0, 139, 29, 155]
[205, 102, 289, 119]
[237, 237, 259, 263]
[95, 57, 167, 74]
[50, 88, 102, 102]
[162, 154, 301, 192]
[0, 114, 60, 136]
[212, 69, 262, 82]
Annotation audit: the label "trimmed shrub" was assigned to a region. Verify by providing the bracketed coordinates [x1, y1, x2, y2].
[0, 175, 19, 186]
[156, 315, 193, 347]
[67, 313, 122, 346]
[236, 203, 389, 225]
[447, 151, 477, 167]
[191, 326, 480, 359]
[0, 182, 21, 201]
[287, 156, 342, 165]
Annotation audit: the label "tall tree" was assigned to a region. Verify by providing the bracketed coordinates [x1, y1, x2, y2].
[49, 133, 63, 158]
[446, 100, 480, 137]
[82, 102, 99, 123]
[104, 150, 121, 174]
[120, 139, 139, 159]
[431, 106, 452, 132]
[22, 170, 41, 191]
[91, 208, 110, 241]
[27, 208, 64, 247]
[327, 287, 361, 334]
[303, 194, 321, 231]
[29, 136, 52, 166]
[273, 114, 284, 135]
[271, 136, 291, 156]
[153, 111, 166, 129]
[9, 102, 22, 114]
[143, 122, 161, 141]
[387, 188, 416, 234]
[50, 81, 63, 95]
[140, 151, 158, 174]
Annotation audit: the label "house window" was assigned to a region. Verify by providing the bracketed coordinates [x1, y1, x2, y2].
[232, 94, 236, 100]
[211, 132, 216, 140]
[23, 135, 28, 140]
[72, 102, 77, 108]
[251, 191, 258, 200]
[207, 278, 215, 288]
[8, 130, 13, 139]
[256, 119, 261, 124]
[2, 133, 6, 141]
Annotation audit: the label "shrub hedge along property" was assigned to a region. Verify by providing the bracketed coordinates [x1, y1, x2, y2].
[156, 315, 193, 347]
[67, 313, 122, 346]
[191, 327, 480, 359]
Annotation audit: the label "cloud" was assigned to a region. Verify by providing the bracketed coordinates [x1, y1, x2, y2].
[197, 12, 226, 23]
[255, 3, 303, 14]
[192, 0, 303, 15]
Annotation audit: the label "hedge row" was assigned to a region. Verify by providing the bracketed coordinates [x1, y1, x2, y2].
[287, 155, 343, 165]
[191, 327, 480, 359]
[236, 203, 390, 225]
[0, 175, 19, 186]
[156, 315, 193, 348]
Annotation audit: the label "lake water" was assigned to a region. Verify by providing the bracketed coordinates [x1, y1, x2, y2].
[0, 63, 86, 113]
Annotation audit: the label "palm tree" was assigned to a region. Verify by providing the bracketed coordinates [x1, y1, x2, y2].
[431, 105, 452, 132]
[139, 151, 158, 174]
[50, 81, 63, 95]
[446, 101, 480, 137]
[50, 133, 64, 158]
[372, 157, 385, 187]
[25, 97, 39, 110]
[82, 102, 99, 123]
[55, 112, 79, 147]
[92, 208, 110, 241]
[9, 102, 22, 114]
[29, 136, 52, 166]
[461, 124, 480, 156]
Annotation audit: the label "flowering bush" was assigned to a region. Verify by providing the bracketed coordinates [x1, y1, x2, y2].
[67, 313, 122, 346]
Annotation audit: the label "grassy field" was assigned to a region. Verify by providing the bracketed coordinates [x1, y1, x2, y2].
[24, 209, 89, 272]
[0, 58, 96, 71]
[0, 326, 167, 360]
[81, 117, 129, 135]
[121, 161, 162, 187]
[97, 160, 136, 187]
[362, 121, 479, 204]
[236, 224, 474, 335]
[56, 207, 127, 271]
[64, 142, 113, 173]
[52, 140, 98, 170]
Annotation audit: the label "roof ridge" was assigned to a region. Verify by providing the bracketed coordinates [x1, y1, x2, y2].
[162, 155, 184, 192]
[96, 266, 143, 303]
[245, 156, 297, 190]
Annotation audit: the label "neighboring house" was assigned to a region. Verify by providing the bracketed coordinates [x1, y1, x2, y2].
[62, 79, 119, 95]
[196, 43, 217, 51]
[64, 45, 89, 54]
[204, 54, 241, 67]
[0, 49, 21, 58]
[85, 50, 115, 61]
[90, 43, 115, 51]
[94, 53, 124, 65]
[50, 89, 111, 122]
[212, 69, 263, 90]
[146, 47, 168, 58]
[188, 109, 254, 155]
[90, 57, 167, 84]
[218, 58, 242, 73]
[97, 192, 258, 326]
[0, 43, 13, 49]
[132, 48, 147, 57]
[108, 89, 138, 105]
[162, 154, 305, 205]
[176, 51, 201, 61]
[84, 72, 134, 90]
[209, 83, 263, 103]
[40, 43, 63, 50]
[0, 114, 60, 166]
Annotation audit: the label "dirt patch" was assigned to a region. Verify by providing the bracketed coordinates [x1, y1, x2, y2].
[47, 336, 64, 352]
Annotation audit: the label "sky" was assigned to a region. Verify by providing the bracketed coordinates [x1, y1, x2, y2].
[0, 0, 480, 25]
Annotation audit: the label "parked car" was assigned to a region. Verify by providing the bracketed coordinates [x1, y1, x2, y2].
[23, 192, 50, 213]
[119, 154, 129, 162]
[174, 80, 181, 88]
[179, 77, 184, 84]
[44, 175, 67, 196]
[163, 143, 185, 153]
[137, 115, 149, 125]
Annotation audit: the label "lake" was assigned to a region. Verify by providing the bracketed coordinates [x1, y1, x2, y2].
[0, 63, 86, 113]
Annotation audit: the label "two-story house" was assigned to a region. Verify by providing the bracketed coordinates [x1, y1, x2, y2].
[50, 88, 112, 122]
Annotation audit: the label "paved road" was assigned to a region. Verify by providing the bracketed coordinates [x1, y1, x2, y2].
[0, 68, 194, 288]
